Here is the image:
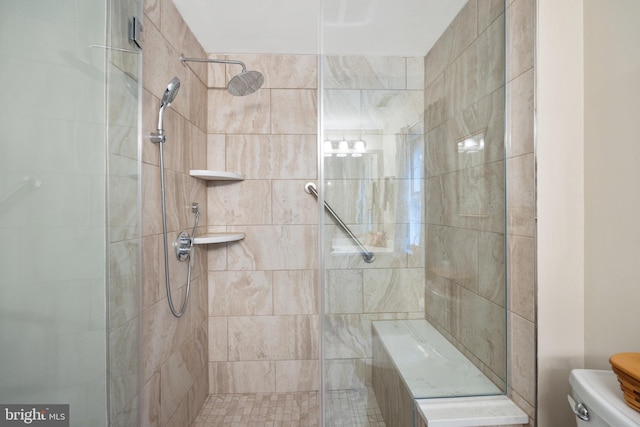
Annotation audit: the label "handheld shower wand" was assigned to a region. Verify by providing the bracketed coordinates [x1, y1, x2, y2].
[150, 77, 197, 318]
[150, 77, 180, 143]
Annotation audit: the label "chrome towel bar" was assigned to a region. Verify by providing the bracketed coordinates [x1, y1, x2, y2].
[305, 182, 375, 263]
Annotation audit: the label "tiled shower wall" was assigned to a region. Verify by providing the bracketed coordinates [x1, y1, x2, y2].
[205, 55, 321, 395]
[424, 0, 536, 425]
[424, 0, 507, 389]
[140, 0, 210, 426]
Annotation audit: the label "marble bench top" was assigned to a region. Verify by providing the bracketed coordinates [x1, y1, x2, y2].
[372, 319, 501, 399]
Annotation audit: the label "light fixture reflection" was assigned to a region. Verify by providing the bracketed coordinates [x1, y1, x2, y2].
[336, 140, 349, 157]
[457, 132, 485, 154]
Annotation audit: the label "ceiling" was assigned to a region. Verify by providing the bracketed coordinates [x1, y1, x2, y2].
[172, 0, 467, 56]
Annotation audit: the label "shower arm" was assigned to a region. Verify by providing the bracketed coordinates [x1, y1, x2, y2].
[305, 182, 375, 264]
[179, 55, 247, 72]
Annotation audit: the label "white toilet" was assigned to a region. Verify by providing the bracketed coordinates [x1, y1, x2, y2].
[569, 369, 640, 426]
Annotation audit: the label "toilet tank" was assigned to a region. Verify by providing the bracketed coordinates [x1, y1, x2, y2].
[569, 369, 640, 426]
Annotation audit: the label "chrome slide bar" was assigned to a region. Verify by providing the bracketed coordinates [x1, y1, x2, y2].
[305, 182, 375, 263]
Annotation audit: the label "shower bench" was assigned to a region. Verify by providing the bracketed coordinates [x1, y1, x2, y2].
[371, 319, 528, 427]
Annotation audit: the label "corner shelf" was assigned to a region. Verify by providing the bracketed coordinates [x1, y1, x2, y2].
[189, 170, 244, 181]
[193, 233, 245, 245]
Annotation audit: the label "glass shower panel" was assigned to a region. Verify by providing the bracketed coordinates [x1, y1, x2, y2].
[0, 0, 141, 425]
[321, 1, 506, 425]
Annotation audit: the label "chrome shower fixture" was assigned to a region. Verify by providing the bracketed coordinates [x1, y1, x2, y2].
[150, 77, 180, 143]
[179, 54, 264, 96]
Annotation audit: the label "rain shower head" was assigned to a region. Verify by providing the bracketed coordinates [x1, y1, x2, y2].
[157, 77, 180, 134]
[179, 55, 264, 96]
[228, 69, 264, 96]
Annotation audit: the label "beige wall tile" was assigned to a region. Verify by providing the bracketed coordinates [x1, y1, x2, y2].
[276, 360, 320, 392]
[208, 317, 227, 362]
[227, 225, 318, 270]
[324, 358, 367, 390]
[425, 0, 478, 86]
[207, 180, 272, 225]
[509, 312, 536, 404]
[508, 68, 534, 158]
[407, 57, 425, 90]
[272, 180, 318, 225]
[206, 134, 226, 171]
[228, 54, 317, 89]
[141, 373, 160, 427]
[208, 271, 273, 316]
[225, 134, 317, 180]
[508, 0, 535, 80]
[507, 154, 535, 237]
[273, 270, 319, 315]
[209, 361, 276, 393]
[478, 231, 506, 307]
[207, 88, 270, 134]
[363, 268, 425, 313]
[227, 315, 318, 361]
[271, 89, 317, 134]
[324, 56, 408, 90]
[478, 0, 505, 33]
[325, 270, 364, 314]
[426, 225, 479, 292]
[509, 236, 535, 322]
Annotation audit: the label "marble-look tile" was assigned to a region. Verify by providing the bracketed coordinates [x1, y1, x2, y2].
[273, 270, 319, 315]
[144, 0, 160, 30]
[323, 89, 362, 131]
[225, 134, 317, 180]
[426, 225, 479, 292]
[141, 89, 160, 166]
[208, 271, 273, 316]
[276, 360, 320, 392]
[207, 179, 271, 225]
[363, 268, 425, 313]
[208, 317, 227, 362]
[440, 161, 505, 234]
[509, 313, 535, 405]
[361, 90, 424, 135]
[142, 235, 160, 309]
[140, 373, 160, 427]
[141, 163, 162, 236]
[227, 225, 318, 270]
[271, 89, 317, 134]
[324, 56, 407, 90]
[478, 231, 506, 307]
[206, 134, 226, 171]
[272, 180, 319, 225]
[228, 315, 318, 361]
[425, 0, 478, 87]
[508, 235, 535, 322]
[325, 359, 367, 390]
[209, 361, 276, 394]
[226, 54, 317, 89]
[179, 30, 208, 87]
[188, 360, 210, 425]
[324, 314, 403, 359]
[478, 0, 505, 33]
[459, 288, 507, 377]
[445, 15, 505, 119]
[207, 88, 270, 134]
[141, 297, 192, 383]
[508, 0, 535, 81]
[188, 71, 207, 133]
[325, 269, 364, 314]
[425, 72, 448, 131]
[160, 0, 188, 60]
[506, 154, 535, 237]
[508, 68, 534, 158]
[407, 57, 425, 90]
[206, 54, 227, 89]
[160, 334, 201, 425]
[426, 88, 505, 177]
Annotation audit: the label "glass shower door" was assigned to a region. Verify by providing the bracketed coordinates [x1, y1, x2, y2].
[0, 1, 141, 425]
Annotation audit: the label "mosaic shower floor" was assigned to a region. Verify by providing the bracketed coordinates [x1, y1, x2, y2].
[192, 388, 386, 427]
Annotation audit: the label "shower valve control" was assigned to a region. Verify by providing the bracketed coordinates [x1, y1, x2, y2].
[174, 231, 193, 262]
